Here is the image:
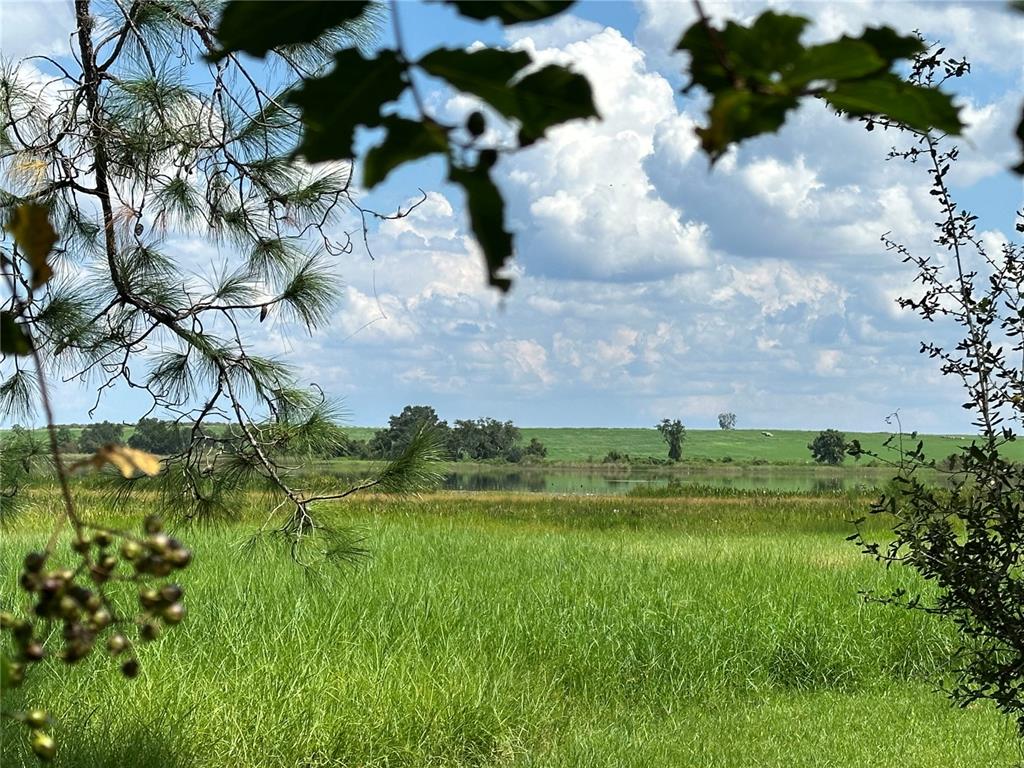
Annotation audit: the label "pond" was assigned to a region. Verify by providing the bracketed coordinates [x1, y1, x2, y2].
[315, 464, 902, 495]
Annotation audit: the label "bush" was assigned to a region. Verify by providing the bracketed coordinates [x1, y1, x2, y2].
[524, 438, 547, 459]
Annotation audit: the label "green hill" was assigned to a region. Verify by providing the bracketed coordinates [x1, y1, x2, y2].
[7, 424, 1016, 467]
[338, 426, 1016, 466]
[521, 428, 1024, 464]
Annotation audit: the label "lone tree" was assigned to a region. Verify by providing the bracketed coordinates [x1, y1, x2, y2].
[656, 419, 686, 462]
[808, 429, 847, 465]
[718, 412, 737, 430]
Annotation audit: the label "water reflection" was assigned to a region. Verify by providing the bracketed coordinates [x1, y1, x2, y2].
[318, 464, 901, 495]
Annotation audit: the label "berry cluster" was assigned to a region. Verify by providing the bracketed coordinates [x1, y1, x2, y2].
[1, 514, 191, 762]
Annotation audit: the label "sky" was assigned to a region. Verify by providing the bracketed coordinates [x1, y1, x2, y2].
[1, 0, 1023, 432]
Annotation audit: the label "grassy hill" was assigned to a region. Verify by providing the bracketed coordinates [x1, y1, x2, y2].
[7, 424, 1018, 466]
[340, 426, 1018, 466]
[513, 428, 1007, 465]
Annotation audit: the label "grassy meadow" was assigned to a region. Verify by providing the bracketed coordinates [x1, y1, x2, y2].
[333, 427, 1018, 465]
[1, 490, 1019, 767]
[12, 425, 1018, 467]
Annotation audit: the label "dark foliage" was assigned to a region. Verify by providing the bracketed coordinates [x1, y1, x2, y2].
[525, 438, 548, 459]
[127, 418, 188, 456]
[808, 429, 847, 465]
[849, 46, 1024, 734]
[369, 405, 451, 460]
[78, 421, 125, 454]
[449, 417, 521, 461]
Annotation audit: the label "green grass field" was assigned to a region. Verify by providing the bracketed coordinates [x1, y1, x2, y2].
[6, 425, 1018, 467]
[342, 426, 1014, 466]
[1, 491, 1017, 766]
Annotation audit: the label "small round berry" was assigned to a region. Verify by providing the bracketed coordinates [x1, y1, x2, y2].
[148, 533, 171, 554]
[159, 584, 183, 603]
[23, 552, 46, 573]
[168, 548, 192, 569]
[121, 658, 140, 678]
[143, 514, 163, 534]
[106, 633, 128, 655]
[120, 540, 143, 561]
[24, 709, 49, 728]
[22, 641, 45, 662]
[58, 596, 80, 620]
[149, 556, 172, 578]
[29, 729, 56, 762]
[161, 603, 186, 625]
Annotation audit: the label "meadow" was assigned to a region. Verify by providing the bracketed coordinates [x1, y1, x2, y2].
[300, 426, 1021, 466]
[1, 490, 1018, 767]
[13, 426, 1017, 467]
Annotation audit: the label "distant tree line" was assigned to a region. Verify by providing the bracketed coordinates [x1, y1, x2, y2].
[340, 405, 547, 463]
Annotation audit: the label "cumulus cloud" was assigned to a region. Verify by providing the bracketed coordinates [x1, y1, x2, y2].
[13, 1, 1017, 433]
[0, 2, 74, 60]
[502, 26, 715, 281]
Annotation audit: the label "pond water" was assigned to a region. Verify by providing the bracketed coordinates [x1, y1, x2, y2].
[317, 465, 900, 495]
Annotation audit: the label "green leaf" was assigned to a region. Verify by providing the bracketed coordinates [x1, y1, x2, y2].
[1, 311, 32, 356]
[678, 12, 809, 92]
[697, 90, 798, 162]
[783, 40, 885, 86]
[211, 0, 369, 61]
[676, 19, 733, 94]
[418, 48, 532, 118]
[443, 1, 574, 24]
[363, 117, 449, 189]
[418, 50, 597, 145]
[824, 75, 964, 135]
[854, 27, 926, 62]
[511, 64, 598, 145]
[743, 12, 810, 72]
[448, 162, 513, 292]
[289, 49, 406, 163]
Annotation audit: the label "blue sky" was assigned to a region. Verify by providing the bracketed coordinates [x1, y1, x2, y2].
[2, 1, 1022, 432]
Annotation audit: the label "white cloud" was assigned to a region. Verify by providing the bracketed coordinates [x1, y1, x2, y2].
[742, 155, 823, 217]
[503, 26, 715, 281]
[0, 2, 74, 60]
[8, 0, 1017, 434]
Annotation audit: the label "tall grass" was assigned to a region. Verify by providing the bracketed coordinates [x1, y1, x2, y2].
[1, 494, 1017, 766]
